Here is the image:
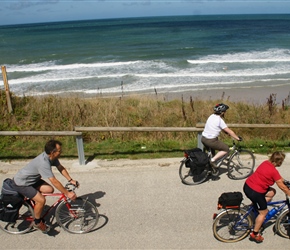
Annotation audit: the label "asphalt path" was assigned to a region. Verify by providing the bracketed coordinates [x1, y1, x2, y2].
[0, 153, 290, 250]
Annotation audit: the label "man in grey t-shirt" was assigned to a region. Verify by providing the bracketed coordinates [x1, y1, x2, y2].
[12, 140, 78, 233]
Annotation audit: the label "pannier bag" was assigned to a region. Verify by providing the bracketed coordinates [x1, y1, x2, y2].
[0, 178, 24, 222]
[218, 191, 243, 209]
[185, 148, 209, 175]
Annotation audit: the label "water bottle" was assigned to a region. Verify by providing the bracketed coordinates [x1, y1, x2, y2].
[265, 207, 279, 220]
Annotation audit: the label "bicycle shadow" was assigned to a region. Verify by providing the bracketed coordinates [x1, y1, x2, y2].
[44, 191, 109, 236]
[207, 162, 228, 182]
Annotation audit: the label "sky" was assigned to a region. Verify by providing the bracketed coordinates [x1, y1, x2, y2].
[1, 0, 290, 26]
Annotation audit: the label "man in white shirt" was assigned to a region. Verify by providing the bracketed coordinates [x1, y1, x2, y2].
[201, 103, 241, 169]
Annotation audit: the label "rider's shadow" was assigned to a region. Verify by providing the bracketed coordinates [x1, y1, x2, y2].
[79, 191, 109, 232]
[218, 162, 228, 176]
[209, 162, 228, 181]
[80, 191, 106, 208]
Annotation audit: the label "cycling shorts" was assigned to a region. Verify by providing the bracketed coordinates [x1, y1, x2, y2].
[243, 183, 268, 210]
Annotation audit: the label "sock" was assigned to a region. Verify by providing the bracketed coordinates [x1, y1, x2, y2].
[34, 218, 41, 224]
[252, 231, 258, 235]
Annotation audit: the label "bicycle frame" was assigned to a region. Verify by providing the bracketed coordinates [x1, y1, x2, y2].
[27, 192, 79, 221]
[229, 198, 290, 232]
[207, 142, 238, 167]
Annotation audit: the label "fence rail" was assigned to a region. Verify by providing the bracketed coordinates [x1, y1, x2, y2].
[1, 124, 289, 165]
[74, 126, 204, 132]
[0, 131, 82, 136]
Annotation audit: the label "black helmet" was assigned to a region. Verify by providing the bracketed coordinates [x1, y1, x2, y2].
[214, 103, 229, 114]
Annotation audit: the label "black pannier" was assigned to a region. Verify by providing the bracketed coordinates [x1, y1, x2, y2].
[0, 178, 24, 222]
[218, 192, 243, 208]
[185, 148, 209, 175]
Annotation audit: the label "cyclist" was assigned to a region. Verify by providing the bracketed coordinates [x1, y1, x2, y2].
[243, 151, 290, 243]
[201, 103, 241, 170]
[11, 140, 78, 233]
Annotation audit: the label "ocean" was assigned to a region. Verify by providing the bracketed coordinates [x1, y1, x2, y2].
[1, 14, 290, 97]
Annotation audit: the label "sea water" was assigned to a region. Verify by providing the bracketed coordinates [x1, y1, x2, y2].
[0, 14, 290, 97]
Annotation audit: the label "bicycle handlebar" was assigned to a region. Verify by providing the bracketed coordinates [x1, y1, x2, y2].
[65, 182, 79, 192]
[283, 180, 290, 189]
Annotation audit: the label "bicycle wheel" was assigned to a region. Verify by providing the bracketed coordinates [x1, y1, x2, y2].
[179, 160, 209, 185]
[275, 208, 290, 238]
[213, 208, 253, 243]
[56, 197, 99, 234]
[0, 201, 34, 234]
[227, 149, 255, 180]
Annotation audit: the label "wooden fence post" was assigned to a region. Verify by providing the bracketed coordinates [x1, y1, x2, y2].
[1, 66, 13, 113]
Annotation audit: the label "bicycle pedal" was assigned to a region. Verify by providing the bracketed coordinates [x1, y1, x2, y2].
[211, 169, 219, 177]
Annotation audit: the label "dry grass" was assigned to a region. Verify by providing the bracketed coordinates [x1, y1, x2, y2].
[0, 90, 289, 158]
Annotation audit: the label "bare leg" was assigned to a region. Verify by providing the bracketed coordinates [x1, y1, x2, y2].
[211, 151, 228, 162]
[265, 187, 276, 202]
[32, 192, 46, 219]
[253, 209, 268, 233]
[33, 181, 54, 219]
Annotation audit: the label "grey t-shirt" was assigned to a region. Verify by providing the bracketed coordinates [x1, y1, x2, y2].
[13, 152, 60, 186]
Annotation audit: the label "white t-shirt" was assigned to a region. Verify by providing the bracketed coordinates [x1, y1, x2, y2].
[202, 114, 228, 139]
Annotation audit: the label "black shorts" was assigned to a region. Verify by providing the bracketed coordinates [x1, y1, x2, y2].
[243, 183, 268, 210]
[11, 179, 47, 199]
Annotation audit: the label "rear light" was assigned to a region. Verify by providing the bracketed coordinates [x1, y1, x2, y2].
[213, 213, 218, 219]
[217, 204, 223, 210]
[184, 153, 189, 158]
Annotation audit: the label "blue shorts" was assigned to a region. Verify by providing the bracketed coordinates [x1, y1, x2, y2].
[243, 183, 268, 210]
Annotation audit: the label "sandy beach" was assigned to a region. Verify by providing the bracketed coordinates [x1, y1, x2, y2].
[92, 84, 290, 106]
[160, 84, 290, 105]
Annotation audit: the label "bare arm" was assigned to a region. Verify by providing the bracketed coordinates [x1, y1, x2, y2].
[48, 164, 78, 200]
[276, 179, 290, 196]
[48, 176, 70, 196]
[223, 127, 240, 140]
[56, 164, 79, 187]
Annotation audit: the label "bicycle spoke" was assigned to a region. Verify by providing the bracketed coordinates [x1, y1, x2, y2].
[0, 202, 34, 234]
[179, 161, 209, 185]
[56, 198, 99, 234]
[213, 209, 252, 243]
[275, 209, 290, 238]
[228, 150, 255, 180]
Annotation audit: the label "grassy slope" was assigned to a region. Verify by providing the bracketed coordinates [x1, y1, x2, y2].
[0, 91, 289, 160]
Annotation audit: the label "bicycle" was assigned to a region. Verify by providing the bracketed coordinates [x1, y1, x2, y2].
[179, 140, 255, 185]
[0, 183, 99, 234]
[212, 181, 290, 242]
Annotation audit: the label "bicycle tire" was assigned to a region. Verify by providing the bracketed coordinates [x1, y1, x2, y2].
[0, 201, 34, 234]
[227, 149, 255, 180]
[56, 197, 99, 234]
[179, 160, 209, 185]
[212, 208, 253, 243]
[275, 208, 290, 238]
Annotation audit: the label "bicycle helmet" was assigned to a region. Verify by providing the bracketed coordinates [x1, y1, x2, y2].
[213, 103, 229, 114]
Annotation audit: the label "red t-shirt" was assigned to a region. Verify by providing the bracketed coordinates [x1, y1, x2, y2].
[245, 160, 281, 193]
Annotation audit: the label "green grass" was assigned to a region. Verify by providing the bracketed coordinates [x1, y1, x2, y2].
[0, 90, 289, 160]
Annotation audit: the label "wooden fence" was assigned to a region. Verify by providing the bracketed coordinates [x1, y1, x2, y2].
[1, 124, 289, 165]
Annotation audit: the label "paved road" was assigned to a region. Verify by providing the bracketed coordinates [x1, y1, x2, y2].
[0, 154, 290, 249]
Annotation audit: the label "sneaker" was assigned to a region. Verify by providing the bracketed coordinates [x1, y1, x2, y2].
[210, 161, 218, 169]
[33, 221, 50, 233]
[249, 232, 264, 243]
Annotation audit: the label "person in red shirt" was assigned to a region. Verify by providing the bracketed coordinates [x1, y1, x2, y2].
[243, 151, 290, 243]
